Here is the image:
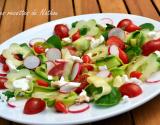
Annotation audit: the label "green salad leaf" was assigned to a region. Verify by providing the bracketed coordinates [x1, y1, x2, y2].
[95, 87, 122, 107]
[140, 23, 154, 31]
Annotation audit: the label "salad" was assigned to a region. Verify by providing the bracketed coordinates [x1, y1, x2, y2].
[0, 18, 160, 114]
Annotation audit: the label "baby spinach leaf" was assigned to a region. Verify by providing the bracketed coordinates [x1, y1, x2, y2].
[140, 23, 154, 31]
[95, 87, 121, 107]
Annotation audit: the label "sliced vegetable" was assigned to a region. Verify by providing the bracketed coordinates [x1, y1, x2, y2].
[29, 38, 45, 47]
[146, 71, 160, 83]
[71, 63, 82, 81]
[24, 56, 40, 69]
[46, 48, 61, 61]
[54, 24, 69, 39]
[68, 103, 90, 113]
[36, 80, 49, 87]
[108, 28, 125, 41]
[72, 30, 80, 41]
[0, 77, 7, 89]
[46, 61, 55, 73]
[140, 23, 154, 31]
[82, 54, 91, 63]
[119, 83, 142, 97]
[130, 71, 142, 79]
[34, 45, 45, 54]
[23, 98, 46, 114]
[54, 101, 68, 113]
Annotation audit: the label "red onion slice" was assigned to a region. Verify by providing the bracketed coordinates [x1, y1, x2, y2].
[68, 103, 90, 113]
[46, 48, 61, 62]
[24, 56, 40, 69]
[7, 102, 16, 108]
[108, 28, 125, 40]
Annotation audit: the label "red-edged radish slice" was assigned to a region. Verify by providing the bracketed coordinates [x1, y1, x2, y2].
[0, 63, 7, 76]
[96, 70, 110, 78]
[55, 59, 67, 63]
[68, 103, 90, 113]
[108, 28, 125, 41]
[46, 48, 61, 62]
[108, 45, 119, 56]
[24, 56, 40, 69]
[29, 38, 45, 47]
[101, 18, 113, 25]
[7, 102, 16, 108]
[71, 63, 82, 81]
[59, 82, 81, 94]
[46, 61, 55, 73]
[146, 71, 160, 83]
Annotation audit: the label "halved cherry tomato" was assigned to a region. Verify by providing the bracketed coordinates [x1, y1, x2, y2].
[82, 55, 91, 63]
[119, 83, 142, 98]
[118, 48, 128, 64]
[130, 71, 142, 79]
[125, 23, 141, 32]
[0, 77, 7, 89]
[55, 101, 68, 113]
[23, 98, 46, 114]
[3, 64, 9, 72]
[117, 19, 132, 29]
[117, 19, 140, 32]
[74, 74, 89, 94]
[54, 24, 69, 39]
[36, 80, 49, 87]
[82, 64, 94, 72]
[106, 36, 125, 50]
[64, 46, 77, 56]
[142, 39, 160, 56]
[34, 45, 45, 54]
[0, 55, 6, 64]
[72, 30, 80, 41]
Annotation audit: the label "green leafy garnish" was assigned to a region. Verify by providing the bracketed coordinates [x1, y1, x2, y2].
[80, 27, 88, 35]
[72, 21, 78, 28]
[140, 23, 154, 31]
[2, 91, 15, 101]
[43, 35, 62, 49]
[102, 24, 115, 39]
[95, 87, 121, 107]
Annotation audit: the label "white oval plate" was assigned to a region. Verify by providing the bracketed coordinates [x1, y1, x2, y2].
[0, 13, 160, 125]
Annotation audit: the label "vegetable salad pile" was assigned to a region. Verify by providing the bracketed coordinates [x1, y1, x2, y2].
[0, 18, 160, 114]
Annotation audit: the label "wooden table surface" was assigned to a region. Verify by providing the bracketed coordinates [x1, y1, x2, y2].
[0, 0, 160, 125]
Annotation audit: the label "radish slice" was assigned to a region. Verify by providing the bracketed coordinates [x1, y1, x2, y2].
[46, 48, 61, 62]
[108, 28, 125, 40]
[100, 18, 113, 25]
[24, 56, 40, 69]
[68, 103, 90, 113]
[7, 102, 16, 108]
[108, 45, 119, 56]
[71, 63, 81, 81]
[96, 70, 110, 78]
[46, 61, 55, 73]
[59, 82, 81, 94]
[29, 38, 45, 47]
[146, 71, 160, 83]
[0, 63, 7, 76]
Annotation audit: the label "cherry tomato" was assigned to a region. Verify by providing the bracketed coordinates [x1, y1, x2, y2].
[82, 64, 94, 72]
[142, 39, 160, 56]
[125, 23, 141, 32]
[119, 83, 142, 98]
[3, 64, 9, 72]
[117, 19, 140, 32]
[72, 30, 80, 41]
[118, 48, 128, 64]
[23, 98, 46, 114]
[55, 101, 68, 113]
[36, 80, 49, 87]
[54, 24, 69, 39]
[74, 74, 89, 94]
[34, 45, 45, 54]
[0, 77, 7, 89]
[130, 71, 142, 79]
[106, 36, 125, 50]
[64, 46, 77, 56]
[0, 55, 6, 64]
[82, 55, 91, 63]
[117, 19, 132, 29]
